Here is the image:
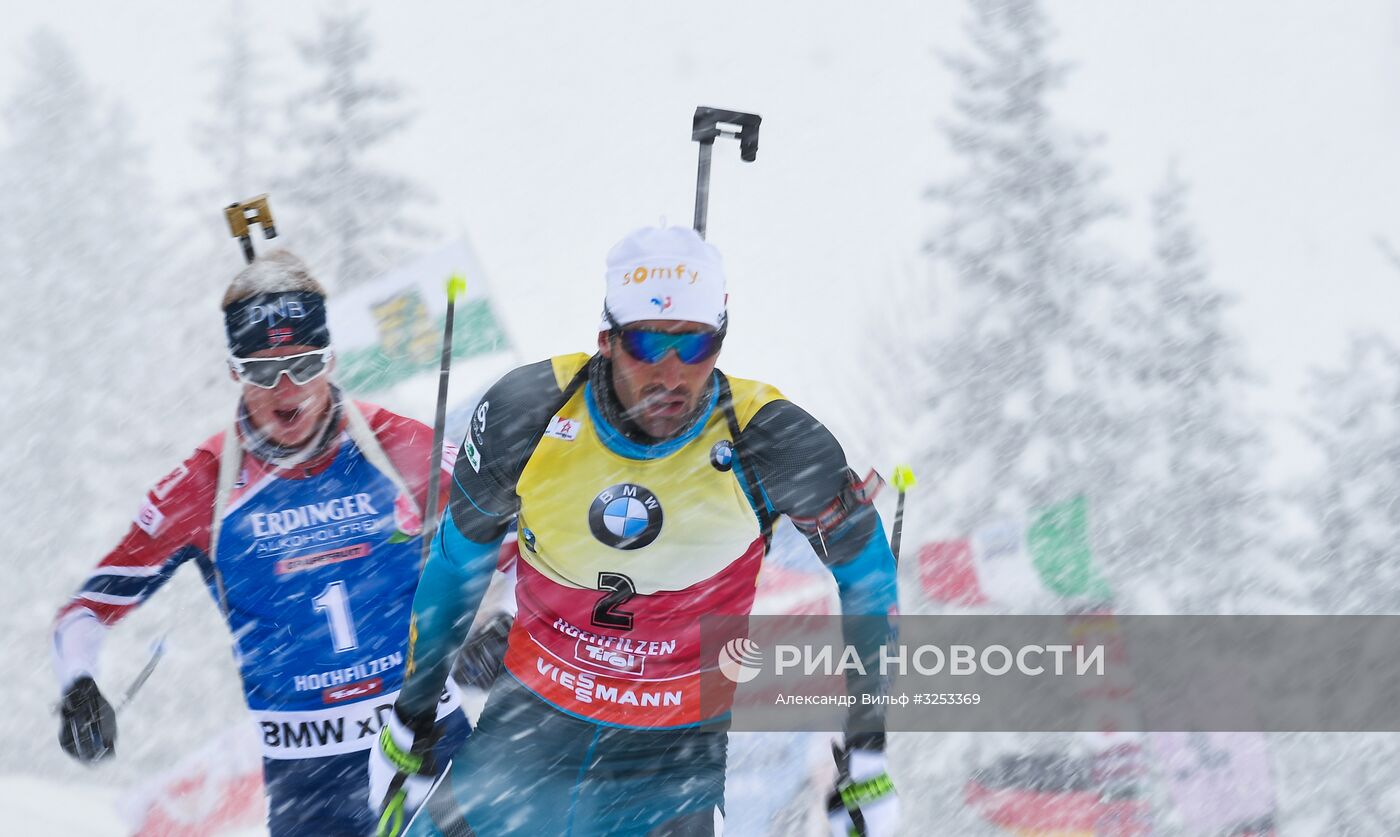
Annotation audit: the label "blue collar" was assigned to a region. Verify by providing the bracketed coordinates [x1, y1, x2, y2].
[584, 374, 719, 460]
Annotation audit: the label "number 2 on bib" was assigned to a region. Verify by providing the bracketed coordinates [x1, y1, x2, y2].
[591, 572, 636, 631]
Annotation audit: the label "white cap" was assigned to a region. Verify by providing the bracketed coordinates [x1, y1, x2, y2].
[599, 226, 727, 331]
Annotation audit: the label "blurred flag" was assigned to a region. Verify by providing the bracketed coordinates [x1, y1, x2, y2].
[1026, 496, 1110, 601]
[918, 538, 987, 607]
[920, 496, 1110, 608]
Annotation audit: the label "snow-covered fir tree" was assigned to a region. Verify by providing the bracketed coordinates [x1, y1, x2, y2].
[193, 0, 275, 205]
[908, 1, 1147, 830]
[0, 29, 176, 775]
[919, 0, 1134, 563]
[1117, 167, 1273, 613]
[1298, 334, 1400, 613]
[278, 5, 432, 290]
[0, 30, 172, 555]
[846, 258, 940, 495]
[1263, 333, 1400, 833]
[172, 0, 280, 422]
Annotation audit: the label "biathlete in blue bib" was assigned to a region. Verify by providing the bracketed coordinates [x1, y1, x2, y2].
[52, 250, 471, 836]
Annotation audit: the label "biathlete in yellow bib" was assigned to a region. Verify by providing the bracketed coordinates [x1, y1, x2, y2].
[368, 226, 901, 836]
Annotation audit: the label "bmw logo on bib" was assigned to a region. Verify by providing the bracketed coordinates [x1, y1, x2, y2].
[710, 440, 734, 472]
[589, 483, 663, 550]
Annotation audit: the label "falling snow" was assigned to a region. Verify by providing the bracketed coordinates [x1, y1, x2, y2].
[5, 0, 1400, 835]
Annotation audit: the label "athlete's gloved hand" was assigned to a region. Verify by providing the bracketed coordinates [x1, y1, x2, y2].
[58, 676, 116, 763]
[368, 706, 441, 837]
[827, 741, 899, 836]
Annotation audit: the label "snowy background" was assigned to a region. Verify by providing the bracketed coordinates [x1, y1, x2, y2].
[4, 0, 1400, 834]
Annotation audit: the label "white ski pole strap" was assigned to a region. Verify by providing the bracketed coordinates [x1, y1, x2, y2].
[344, 400, 420, 519]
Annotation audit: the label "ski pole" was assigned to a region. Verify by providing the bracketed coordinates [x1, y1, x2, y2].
[379, 275, 467, 836]
[387, 764, 453, 837]
[690, 107, 761, 239]
[224, 194, 278, 264]
[889, 465, 916, 563]
[419, 273, 467, 572]
[115, 634, 167, 713]
[828, 468, 912, 836]
[831, 741, 871, 837]
[377, 790, 407, 837]
[55, 634, 168, 719]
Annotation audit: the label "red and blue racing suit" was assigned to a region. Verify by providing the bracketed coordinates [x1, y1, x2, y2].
[53, 402, 471, 836]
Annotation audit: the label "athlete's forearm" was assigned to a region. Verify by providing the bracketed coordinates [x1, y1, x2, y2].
[52, 609, 108, 691]
[828, 521, 898, 742]
[830, 523, 898, 673]
[397, 514, 499, 720]
[828, 521, 898, 617]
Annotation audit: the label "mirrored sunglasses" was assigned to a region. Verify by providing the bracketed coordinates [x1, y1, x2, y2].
[616, 329, 723, 365]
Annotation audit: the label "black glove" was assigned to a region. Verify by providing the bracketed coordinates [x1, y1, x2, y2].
[58, 676, 116, 763]
[452, 613, 513, 690]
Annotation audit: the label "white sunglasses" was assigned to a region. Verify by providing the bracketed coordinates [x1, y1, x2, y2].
[229, 349, 333, 389]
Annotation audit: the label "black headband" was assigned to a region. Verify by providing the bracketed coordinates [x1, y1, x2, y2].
[224, 292, 330, 357]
